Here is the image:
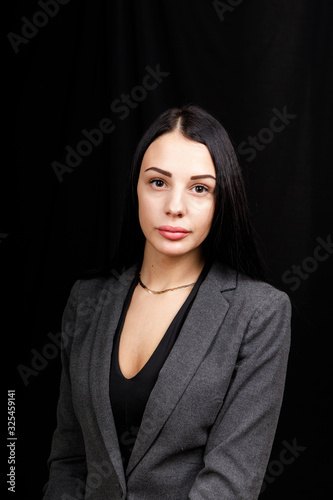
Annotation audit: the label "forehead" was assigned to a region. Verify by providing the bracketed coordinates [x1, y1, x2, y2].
[141, 131, 216, 175]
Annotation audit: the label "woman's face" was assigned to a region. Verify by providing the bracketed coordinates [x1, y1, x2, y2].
[137, 130, 216, 261]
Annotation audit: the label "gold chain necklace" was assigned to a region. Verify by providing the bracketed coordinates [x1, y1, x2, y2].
[138, 273, 196, 295]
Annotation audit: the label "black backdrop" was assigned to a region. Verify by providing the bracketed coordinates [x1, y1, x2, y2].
[3, 1, 333, 498]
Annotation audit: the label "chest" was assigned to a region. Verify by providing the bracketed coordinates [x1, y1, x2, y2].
[118, 285, 192, 379]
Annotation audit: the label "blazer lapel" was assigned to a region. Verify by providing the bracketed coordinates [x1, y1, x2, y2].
[126, 260, 237, 477]
[88, 264, 138, 492]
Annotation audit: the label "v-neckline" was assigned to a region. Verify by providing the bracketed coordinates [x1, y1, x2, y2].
[115, 281, 196, 381]
[113, 260, 212, 381]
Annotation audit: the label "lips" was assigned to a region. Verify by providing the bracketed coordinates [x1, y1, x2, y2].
[157, 226, 190, 241]
[157, 225, 189, 233]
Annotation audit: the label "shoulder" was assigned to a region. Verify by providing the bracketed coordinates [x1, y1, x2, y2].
[237, 273, 291, 311]
[60, 272, 127, 351]
[67, 264, 138, 308]
[206, 262, 291, 358]
[206, 260, 292, 317]
[66, 276, 110, 307]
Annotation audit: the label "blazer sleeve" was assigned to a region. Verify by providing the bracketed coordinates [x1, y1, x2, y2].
[42, 280, 88, 500]
[188, 288, 292, 500]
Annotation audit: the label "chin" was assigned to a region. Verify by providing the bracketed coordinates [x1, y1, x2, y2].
[151, 241, 192, 257]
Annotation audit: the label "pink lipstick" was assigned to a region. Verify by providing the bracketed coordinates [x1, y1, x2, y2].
[157, 225, 190, 241]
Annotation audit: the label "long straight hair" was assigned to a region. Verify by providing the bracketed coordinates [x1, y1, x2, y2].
[83, 105, 266, 281]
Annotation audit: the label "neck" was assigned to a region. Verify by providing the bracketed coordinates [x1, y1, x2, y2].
[139, 243, 206, 291]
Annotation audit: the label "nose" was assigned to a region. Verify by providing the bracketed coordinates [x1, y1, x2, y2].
[164, 188, 185, 217]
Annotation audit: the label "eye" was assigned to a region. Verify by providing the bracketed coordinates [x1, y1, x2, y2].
[149, 178, 166, 188]
[192, 185, 209, 195]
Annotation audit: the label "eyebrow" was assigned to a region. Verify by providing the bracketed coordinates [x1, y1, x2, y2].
[144, 167, 216, 181]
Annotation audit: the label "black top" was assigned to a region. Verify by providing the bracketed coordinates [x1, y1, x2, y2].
[109, 261, 212, 471]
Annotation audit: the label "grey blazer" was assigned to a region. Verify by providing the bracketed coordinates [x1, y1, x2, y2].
[43, 260, 291, 500]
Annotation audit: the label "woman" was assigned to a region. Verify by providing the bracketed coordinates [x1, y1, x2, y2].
[43, 105, 291, 499]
